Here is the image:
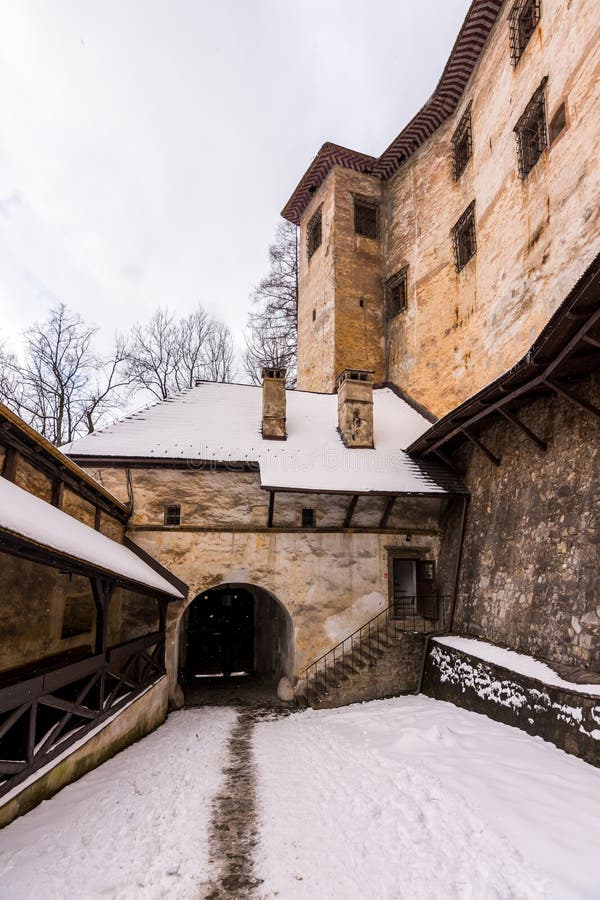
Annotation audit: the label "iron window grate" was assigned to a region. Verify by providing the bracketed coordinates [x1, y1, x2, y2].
[384, 268, 408, 318]
[451, 103, 473, 180]
[509, 0, 541, 66]
[353, 196, 379, 239]
[164, 504, 181, 526]
[307, 207, 322, 260]
[514, 79, 548, 179]
[452, 202, 477, 272]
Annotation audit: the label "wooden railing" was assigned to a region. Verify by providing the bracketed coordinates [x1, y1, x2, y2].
[0, 630, 166, 800]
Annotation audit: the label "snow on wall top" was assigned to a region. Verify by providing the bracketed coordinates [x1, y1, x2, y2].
[64, 383, 448, 494]
[0, 477, 184, 598]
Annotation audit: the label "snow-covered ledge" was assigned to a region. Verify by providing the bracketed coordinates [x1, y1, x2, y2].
[422, 636, 600, 767]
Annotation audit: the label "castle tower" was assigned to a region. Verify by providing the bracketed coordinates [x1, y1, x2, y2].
[294, 161, 385, 393]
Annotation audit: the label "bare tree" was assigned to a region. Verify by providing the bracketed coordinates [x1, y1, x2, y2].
[0, 305, 129, 445]
[244, 220, 298, 385]
[125, 305, 235, 399]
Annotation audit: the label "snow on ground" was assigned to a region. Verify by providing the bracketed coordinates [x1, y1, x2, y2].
[0, 708, 236, 900]
[435, 636, 600, 695]
[254, 696, 600, 900]
[1, 698, 599, 899]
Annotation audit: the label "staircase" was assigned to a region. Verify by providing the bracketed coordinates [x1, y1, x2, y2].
[296, 596, 450, 709]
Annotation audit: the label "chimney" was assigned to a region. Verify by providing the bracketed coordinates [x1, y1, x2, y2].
[262, 367, 287, 440]
[336, 369, 374, 448]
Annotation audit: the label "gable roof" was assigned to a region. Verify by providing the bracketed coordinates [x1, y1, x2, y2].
[282, 0, 505, 225]
[65, 383, 465, 496]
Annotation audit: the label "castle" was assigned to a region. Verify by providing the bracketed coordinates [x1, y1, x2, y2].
[0, 0, 598, 823]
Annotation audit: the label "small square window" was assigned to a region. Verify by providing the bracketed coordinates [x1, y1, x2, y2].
[384, 268, 408, 318]
[452, 202, 477, 272]
[514, 79, 547, 179]
[452, 104, 472, 180]
[353, 197, 379, 239]
[549, 102, 566, 145]
[301, 507, 316, 528]
[164, 504, 181, 526]
[307, 207, 322, 260]
[509, 0, 541, 66]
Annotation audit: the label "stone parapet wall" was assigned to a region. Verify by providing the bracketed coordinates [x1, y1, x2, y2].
[422, 641, 600, 767]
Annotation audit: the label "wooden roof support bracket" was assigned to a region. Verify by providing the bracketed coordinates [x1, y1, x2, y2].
[499, 409, 547, 451]
[545, 379, 600, 421]
[462, 428, 501, 466]
[343, 494, 359, 529]
[379, 495, 396, 529]
[267, 490, 275, 528]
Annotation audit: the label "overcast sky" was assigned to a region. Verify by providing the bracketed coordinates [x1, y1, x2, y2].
[0, 0, 470, 360]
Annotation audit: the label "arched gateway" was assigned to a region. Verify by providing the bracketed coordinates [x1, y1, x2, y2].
[177, 583, 294, 697]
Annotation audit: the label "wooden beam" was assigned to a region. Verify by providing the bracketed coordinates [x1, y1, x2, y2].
[581, 334, 600, 349]
[343, 495, 359, 528]
[499, 409, 547, 451]
[433, 448, 461, 473]
[379, 496, 396, 529]
[91, 578, 112, 655]
[51, 479, 64, 508]
[267, 491, 275, 528]
[2, 447, 19, 482]
[462, 429, 500, 466]
[545, 379, 600, 421]
[94, 507, 102, 531]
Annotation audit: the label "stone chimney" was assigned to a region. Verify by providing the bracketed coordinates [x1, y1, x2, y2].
[261, 367, 287, 440]
[336, 369, 374, 448]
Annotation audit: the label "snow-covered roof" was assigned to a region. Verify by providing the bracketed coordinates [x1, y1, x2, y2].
[0, 477, 184, 598]
[65, 382, 461, 495]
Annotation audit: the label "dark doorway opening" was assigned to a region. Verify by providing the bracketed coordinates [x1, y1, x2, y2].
[389, 557, 437, 619]
[179, 583, 295, 706]
[184, 587, 254, 679]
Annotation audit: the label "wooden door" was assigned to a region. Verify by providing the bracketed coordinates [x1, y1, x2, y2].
[417, 560, 437, 619]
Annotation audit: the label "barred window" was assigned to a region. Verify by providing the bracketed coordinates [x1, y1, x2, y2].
[514, 80, 547, 179]
[301, 507, 316, 528]
[452, 202, 476, 272]
[307, 207, 322, 260]
[452, 104, 472, 180]
[384, 268, 408, 319]
[164, 504, 181, 526]
[353, 196, 379, 239]
[509, 0, 541, 66]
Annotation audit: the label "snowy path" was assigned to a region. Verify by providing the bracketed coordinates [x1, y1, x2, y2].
[0, 708, 236, 899]
[254, 696, 600, 899]
[1, 697, 599, 899]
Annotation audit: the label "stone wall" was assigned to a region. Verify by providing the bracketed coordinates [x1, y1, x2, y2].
[0, 553, 161, 674]
[422, 641, 600, 767]
[454, 373, 599, 670]
[295, 0, 600, 413]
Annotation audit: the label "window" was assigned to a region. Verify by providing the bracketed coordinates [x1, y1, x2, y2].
[307, 207, 322, 260]
[312, 308, 316, 322]
[514, 80, 547, 178]
[301, 507, 316, 528]
[384, 268, 408, 318]
[451, 202, 477, 271]
[452, 104, 472, 180]
[509, 0, 541, 66]
[164, 504, 181, 526]
[353, 196, 379, 239]
[549, 102, 566, 145]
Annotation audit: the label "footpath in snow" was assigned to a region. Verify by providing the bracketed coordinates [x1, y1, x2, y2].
[0, 696, 599, 899]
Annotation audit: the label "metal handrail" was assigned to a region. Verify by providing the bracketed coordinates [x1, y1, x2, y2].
[300, 594, 451, 705]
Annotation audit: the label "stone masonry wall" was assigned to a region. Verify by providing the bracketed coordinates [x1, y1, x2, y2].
[295, 0, 600, 412]
[422, 641, 600, 767]
[454, 373, 599, 670]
